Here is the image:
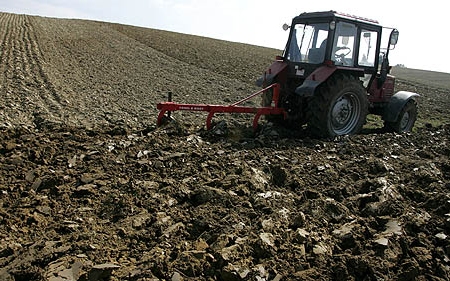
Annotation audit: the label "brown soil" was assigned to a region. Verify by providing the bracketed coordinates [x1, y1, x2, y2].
[0, 12, 449, 281]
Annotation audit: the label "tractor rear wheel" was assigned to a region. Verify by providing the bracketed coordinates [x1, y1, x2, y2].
[384, 100, 417, 133]
[309, 74, 368, 137]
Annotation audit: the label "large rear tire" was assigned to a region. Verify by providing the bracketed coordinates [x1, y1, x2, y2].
[384, 100, 417, 133]
[309, 74, 368, 138]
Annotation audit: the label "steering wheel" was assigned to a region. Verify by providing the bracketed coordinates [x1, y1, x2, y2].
[334, 46, 351, 61]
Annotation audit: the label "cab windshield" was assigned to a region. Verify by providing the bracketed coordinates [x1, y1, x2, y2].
[285, 22, 329, 64]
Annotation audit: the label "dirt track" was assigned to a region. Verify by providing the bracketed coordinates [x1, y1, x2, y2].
[0, 12, 449, 281]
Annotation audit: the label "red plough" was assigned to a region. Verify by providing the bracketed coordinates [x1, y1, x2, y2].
[156, 83, 286, 131]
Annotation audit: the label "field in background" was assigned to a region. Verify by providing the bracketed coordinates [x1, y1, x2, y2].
[392, 66, 450, 90]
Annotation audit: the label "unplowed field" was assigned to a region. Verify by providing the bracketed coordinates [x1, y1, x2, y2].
[0, 12, 449, 281]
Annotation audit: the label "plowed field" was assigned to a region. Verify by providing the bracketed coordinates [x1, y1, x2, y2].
[0, 12, 449, 281]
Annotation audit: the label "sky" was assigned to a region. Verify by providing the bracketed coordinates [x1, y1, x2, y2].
[1, 0, 448, 73]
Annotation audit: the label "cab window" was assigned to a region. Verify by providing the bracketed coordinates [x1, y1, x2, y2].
[286, 22, 329, 63]
[332, 22, 357, 66]
[358, 30, 378, 67]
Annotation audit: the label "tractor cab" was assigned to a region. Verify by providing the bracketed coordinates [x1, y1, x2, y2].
[279, 11, 404, 96]
[282, 11, 384, 84]
[285, 12, 383, 68]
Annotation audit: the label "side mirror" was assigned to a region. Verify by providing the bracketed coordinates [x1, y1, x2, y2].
[282, 23, 290, 31]
[389, 29, 399, 46]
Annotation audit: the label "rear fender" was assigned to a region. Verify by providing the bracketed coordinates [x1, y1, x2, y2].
[295, 65, 336, 97]
[256, 60, 288, 87]
[383, 91, 420, 122]
[295, 66, 365, 97]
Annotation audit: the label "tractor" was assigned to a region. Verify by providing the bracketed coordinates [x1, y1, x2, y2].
[157, 11, 418, 138]
[257, 10, 419, 137]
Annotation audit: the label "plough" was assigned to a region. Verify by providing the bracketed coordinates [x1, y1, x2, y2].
[156, 83, 286, 131]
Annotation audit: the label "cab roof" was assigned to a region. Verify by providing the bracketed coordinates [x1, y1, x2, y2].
[293, 10, 380, 26]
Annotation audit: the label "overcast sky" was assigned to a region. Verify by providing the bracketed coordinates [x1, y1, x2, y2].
[1, 0, 448, 73]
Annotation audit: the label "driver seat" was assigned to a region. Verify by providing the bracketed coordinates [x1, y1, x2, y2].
[308, 39, 327, 64]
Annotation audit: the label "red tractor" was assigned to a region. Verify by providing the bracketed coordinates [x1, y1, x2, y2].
[257, 10, 419, 137]
[157, 11, 418, 138]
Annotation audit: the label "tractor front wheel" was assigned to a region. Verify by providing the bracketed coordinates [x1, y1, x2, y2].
[309, 74, 368, 138]
[384, 100, 417, 133]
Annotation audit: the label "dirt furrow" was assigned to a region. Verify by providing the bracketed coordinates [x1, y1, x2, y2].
[24, 16, 61, 102]
[0, 13, 13, 97]
[0, 13, 10, 126]
[0, 13, 31, 126]
[22, 17, 68, 127]
[0, 14, 67, 128]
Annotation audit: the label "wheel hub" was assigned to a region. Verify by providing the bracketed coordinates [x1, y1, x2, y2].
[400, 111, 410, 131]
[332, 96, 352, 128]
[329, 93, 361, 135]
